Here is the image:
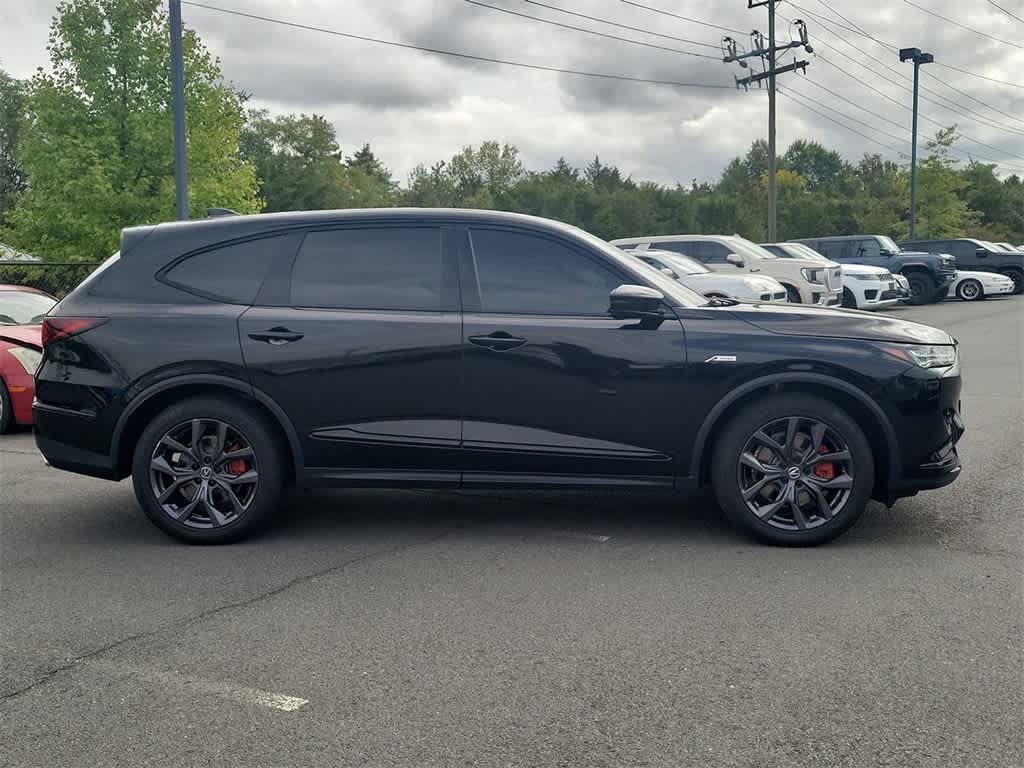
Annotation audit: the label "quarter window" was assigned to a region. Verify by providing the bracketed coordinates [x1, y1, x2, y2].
[164, 235, 285, 304]
[291, 228, 442, 310]
[469, 228, 624, 315]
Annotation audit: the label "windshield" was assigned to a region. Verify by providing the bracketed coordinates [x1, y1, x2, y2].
[878, 236, 901, 253]
[0, 290, 57, 325]
[571, 228, 710, 307]
[725, 236, 778, 261]
[774, 243, 830, 263]
[646, 251, 709, 275]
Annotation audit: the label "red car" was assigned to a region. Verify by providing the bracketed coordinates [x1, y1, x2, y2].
[0, 285, 57, 432]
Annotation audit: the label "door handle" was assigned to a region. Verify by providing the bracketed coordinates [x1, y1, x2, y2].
[248, 327, 304, 345]
[468, 332, 527, 351]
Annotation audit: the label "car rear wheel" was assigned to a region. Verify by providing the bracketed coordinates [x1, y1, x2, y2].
[0, 381, 12, 434]
[711, 394, 874, 545]
[1000, 268, 1023, 295]
[955, 278, 984, 301]
[131, 396, 285, 544]
[904, 272, 937, 305]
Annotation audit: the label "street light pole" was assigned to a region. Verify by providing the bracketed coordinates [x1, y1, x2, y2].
[900, 47, 933, 240]
[169, 0, 189, 220]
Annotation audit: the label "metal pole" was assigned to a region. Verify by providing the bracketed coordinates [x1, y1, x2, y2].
[909, 59, 920, 240]
[169, 0, 189, 220]
[767, 0, 777, 241]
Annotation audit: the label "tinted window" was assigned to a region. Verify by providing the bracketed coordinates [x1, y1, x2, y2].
[469, 228, 623, 315]
[164, 235, 284, 304]
[291, 228, 442, 310]
[948, 240, 975, 257]
[654, 241, 702, 259]
[701, 242, 732, 264]
[853, 239, 881, 259]
[816, 241, 847, 260]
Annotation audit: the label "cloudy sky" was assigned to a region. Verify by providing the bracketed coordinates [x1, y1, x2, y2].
[3, 0, 1024, 185]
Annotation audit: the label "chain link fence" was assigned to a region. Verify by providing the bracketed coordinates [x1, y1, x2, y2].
[0, 262, 103, 297]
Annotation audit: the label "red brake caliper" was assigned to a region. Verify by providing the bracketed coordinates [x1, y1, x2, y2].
[814, 444, 835, 480]
[225, 443, 248, 476]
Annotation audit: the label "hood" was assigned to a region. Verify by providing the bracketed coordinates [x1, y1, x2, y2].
[0, 324, 43, 349]
[840, 263, 888, 276]
[740, 275, 783, 290]
[726, 303, 954, 344]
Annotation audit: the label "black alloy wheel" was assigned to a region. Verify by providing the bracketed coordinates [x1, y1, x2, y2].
[149, 418, 259, 529]
[905, 272, 937, 305]
[736, 416, 854, 531]
[132, 396, 284, 543]
[711, 394, 874, 545]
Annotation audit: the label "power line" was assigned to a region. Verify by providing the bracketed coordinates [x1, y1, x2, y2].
[463, 0, 719, 59]
[798, 76, 908, 133]
[778, 88, 906, 155]
[780, 7, 1024, 150]
[988, 0, 1024, 25]
[798, 0, 1024, 91]
[783, 84, 910, 146]
[179, 1, 737, 90]
[514, 0, 720, 49]
[902, 0, 1024, 50]
[618, 0, 745, 36]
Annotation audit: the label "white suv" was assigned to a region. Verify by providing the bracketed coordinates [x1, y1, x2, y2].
[610, 234, 842, 306]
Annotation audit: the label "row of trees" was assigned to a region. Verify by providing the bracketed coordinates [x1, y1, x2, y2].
[2, 0, 1023, 265]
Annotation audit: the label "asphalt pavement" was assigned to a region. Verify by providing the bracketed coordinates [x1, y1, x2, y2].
[1, 298, 1021, 767]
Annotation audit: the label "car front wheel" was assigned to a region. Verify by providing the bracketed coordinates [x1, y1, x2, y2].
[711, 394, 875, 545]
[131, 396, 285, 544]
[904, 272, 937, 305]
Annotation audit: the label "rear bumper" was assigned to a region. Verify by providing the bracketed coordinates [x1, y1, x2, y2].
[33, 402, 123, 480]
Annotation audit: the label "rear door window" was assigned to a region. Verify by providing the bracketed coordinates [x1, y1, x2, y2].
[163, 235, 286, 304]
[290, 228, 442, 310]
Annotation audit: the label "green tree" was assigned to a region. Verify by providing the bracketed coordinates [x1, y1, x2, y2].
[4, 0, 259, 261]
[0, 68, 26, 225]
[913, 127, 981, 238]
[240, 111, 393, 211]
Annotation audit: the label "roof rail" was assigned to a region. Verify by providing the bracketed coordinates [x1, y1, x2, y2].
[206, 208, 239, 217]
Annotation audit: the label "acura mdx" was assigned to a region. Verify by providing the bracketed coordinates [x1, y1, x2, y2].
[34, 210, 964, 546]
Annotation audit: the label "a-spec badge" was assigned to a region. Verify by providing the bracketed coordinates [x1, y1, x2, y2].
[704, 355, 738, 363]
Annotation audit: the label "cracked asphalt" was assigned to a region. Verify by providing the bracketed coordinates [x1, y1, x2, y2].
[1, 299, 1021, 767]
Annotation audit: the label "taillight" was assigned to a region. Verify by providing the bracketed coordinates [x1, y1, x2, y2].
[41, 317, 106, 348]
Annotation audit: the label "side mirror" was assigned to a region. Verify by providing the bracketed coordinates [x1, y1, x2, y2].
[726, 253, 745, 267]
[609, 284, 664, 319]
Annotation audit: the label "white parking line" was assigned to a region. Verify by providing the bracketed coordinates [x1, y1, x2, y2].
[88, 660, 309, 712]
[555, 530, 612, 543]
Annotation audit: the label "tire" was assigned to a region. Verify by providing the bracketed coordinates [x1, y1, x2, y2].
[783, 285, 802, 304]
[955, 278, 984, 302]
[904, 271, 937, 305]
[710, 393, 875, 546]
[0, 380, 12, 434]
[1000, 268, 1024, 295]
[841, 287, 858, 309]
[131, 396, 285, 544]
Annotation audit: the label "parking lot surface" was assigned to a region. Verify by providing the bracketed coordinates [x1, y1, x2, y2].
[2, 299, 1021, 767]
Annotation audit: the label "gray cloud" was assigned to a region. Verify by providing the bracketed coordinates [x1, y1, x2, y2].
[3, 0, 1024, 184]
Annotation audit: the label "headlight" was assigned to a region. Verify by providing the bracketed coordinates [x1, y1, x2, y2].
[801, 268, 825, 284]
[888, 344, 959, 370]
[849, 273, 883, 281]
[7, 346, 42, 374]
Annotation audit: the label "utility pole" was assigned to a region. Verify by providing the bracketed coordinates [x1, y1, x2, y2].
[723, 4, 812, 241]
[169, 0, 189, 220]
[900, 47, 933, 240]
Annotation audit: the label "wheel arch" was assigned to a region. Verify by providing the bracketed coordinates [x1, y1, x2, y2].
[111, 374, 303, 484]
[690, 373, 899, 500]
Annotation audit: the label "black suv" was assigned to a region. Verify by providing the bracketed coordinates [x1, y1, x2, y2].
[900, 238, 1024, 294]
[794, 235, 957, 304]
[34, 210, 964, 546]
